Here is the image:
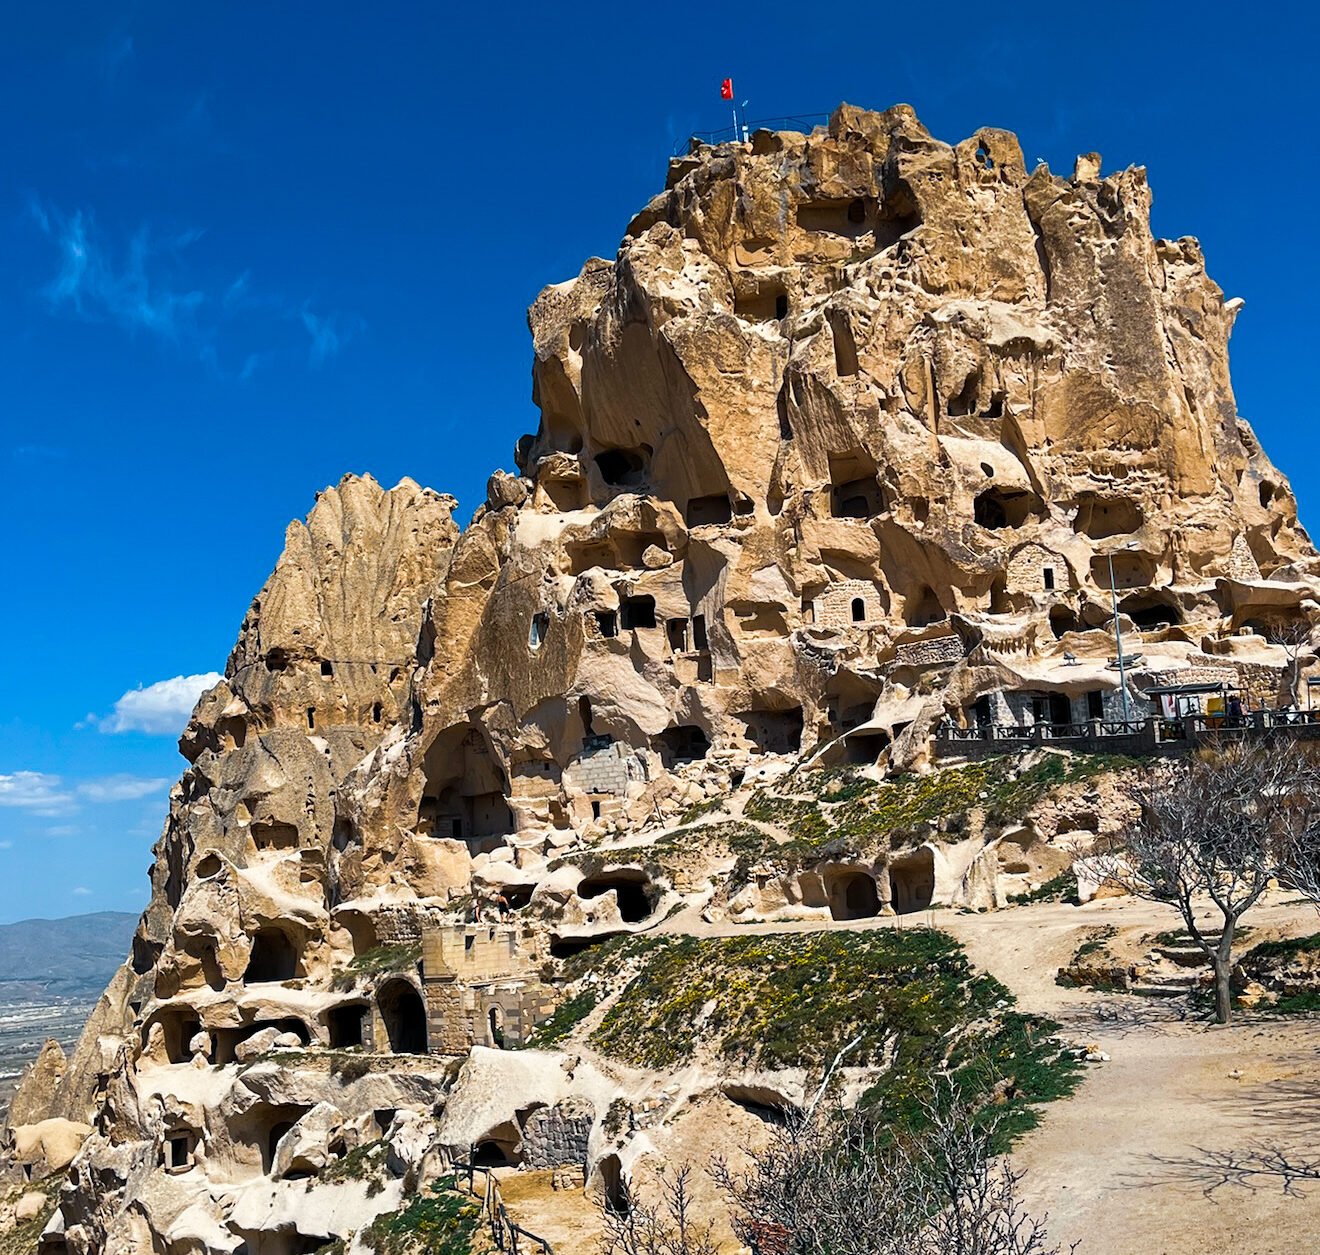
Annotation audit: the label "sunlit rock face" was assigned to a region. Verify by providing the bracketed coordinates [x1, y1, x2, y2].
[13, 104, 1318, 1254]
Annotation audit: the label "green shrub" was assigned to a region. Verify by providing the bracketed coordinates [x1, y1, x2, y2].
[522, 988, 600, 1048]
[361, 1177, 480, 1254]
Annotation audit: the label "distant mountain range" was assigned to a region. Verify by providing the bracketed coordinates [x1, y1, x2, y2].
[0, 911, 136, 1002]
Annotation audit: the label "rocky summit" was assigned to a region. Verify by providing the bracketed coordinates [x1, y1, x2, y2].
[7, 104, 1320, 1254]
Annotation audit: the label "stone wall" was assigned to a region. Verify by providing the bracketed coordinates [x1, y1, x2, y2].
[1006, 543, 1067, 595]
[813, 580, 886, 628]
[1229, 534, 1262, 581]
[522, 1099, 594, 1170]
[894, 634, 964, 668]
[563, 740, 634, 796]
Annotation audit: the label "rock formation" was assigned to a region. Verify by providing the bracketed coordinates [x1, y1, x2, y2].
[8, 103, 1319, 1253]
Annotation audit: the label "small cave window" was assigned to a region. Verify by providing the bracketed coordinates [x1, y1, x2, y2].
[692, 614, 709, 651]
[974, 488, 1043, 530]
[164, 1132, 195, 1172]
[905, 587, 946, 627]
[594, 447, 648, 487]
[578, 872, 653, 923]
[620, 595, 657, 630]
[252, 819, 299, 850]
[1073, 495, 1143, 539]
[1043, 567, 1056, 591]
[1048, 605, 1079, 639]
[320, 661, 333, 677]
[831, 477, 885, 520]
[264, 648, 289, 673]
[948, 371, 980, 417]
[657, 724, 710, 764]
[328, 1004, 366, 1050]
[196, 852, 222, 879]
[1087, 690, 1104, 719]
[666, 618, 690, 651]
[244, 929, 300, 984]
[1259, 480, 1277, 508]
[529, 611, 549, 650]
[306, 708, 315, 730]
[372, 701, 383, 723]
[847, 197, 867, 224]
[735, 286, 789, 324]
[686, 494, 733, 527]
[850, 597, 866, 623]
[593, 609, 618, 639]
[578, 696, 595, 737]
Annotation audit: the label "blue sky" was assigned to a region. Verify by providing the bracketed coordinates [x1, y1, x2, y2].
[1, 2, 1317, 923]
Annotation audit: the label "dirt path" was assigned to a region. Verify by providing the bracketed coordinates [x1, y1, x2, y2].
[509, 893, 1320, 1252]
[944, 895, 1320, 1255]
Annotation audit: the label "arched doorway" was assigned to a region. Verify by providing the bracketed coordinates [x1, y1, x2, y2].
[596, 1153, 630, 1216]
[826, 870, 880, 921]
[890, 848, 936, 914]
[377, 979, 427, 1055]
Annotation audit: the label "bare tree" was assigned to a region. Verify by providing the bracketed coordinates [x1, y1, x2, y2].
[599, 1164, 719, 1255]
[709, 1086, 1071, 1255]
[1268, 621, 1315, 706]
[1094, 739, 1320, 1024]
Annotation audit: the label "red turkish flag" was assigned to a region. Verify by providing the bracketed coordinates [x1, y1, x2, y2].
[720, 78, 733, 100]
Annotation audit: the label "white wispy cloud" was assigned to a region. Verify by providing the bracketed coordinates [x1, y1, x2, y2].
[300, 306, 362, 366]
[34, 203, 206, 341]
[77, 775, 170, 803]
[98, 672, 222, 735]
[72, 886, 93, 897]
[0, 772, 170, 816]
[0, 772, 73, 815]
[29, 200, 359, 375]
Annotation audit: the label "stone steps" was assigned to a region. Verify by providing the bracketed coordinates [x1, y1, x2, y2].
[1154, 944, 1213, 967]
[1131, 973, 1206, 998]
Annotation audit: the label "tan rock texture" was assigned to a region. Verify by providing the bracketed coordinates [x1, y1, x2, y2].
[16, 104, 1320, 1253]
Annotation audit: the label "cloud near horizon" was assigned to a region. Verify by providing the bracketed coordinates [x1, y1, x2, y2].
[0, 772, 170, 816]
[100, 672, 223, 735]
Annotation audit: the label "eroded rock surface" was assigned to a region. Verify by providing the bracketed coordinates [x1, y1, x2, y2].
[11, 103, 1320, 1254]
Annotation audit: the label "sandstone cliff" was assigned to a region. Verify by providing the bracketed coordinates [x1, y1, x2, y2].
[11, 104, 1319, 1254]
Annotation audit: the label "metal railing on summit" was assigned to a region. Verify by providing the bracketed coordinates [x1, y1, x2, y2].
[673, 113, 831, 155]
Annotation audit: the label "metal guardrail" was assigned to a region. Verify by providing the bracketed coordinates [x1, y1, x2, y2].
[937, 709, 1320, 746]
[939, 718, 1149, 742]
[454, 1157, 554, 1254]
[673, 113, 831, 155]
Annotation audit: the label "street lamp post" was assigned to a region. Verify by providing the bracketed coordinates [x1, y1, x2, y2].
[1108, 551, 1132, 724]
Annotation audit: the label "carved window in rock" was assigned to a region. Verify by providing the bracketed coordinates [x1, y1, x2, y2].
[686, 494, 733, 527]
[529, 612, 549, 650]
[619, 596, 657, 631]
[593, 446, 649, 487]
[163, 1131, 196, 1172]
